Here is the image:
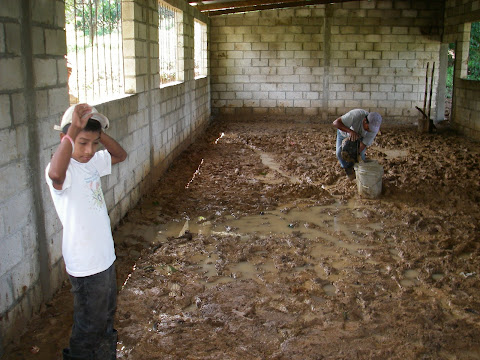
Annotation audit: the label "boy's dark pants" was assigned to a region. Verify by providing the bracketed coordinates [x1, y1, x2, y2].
[63, 264, 117, 360]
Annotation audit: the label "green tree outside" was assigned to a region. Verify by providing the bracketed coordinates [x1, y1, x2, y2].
[65, 0, 121, 45]
[467, 21, 480, 80]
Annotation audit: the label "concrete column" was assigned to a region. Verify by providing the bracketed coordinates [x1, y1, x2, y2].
[21, 0, 52, 302]
[322, 4, 333, 121]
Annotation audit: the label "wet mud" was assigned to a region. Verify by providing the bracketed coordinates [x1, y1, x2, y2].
[4, 119, 480, 360]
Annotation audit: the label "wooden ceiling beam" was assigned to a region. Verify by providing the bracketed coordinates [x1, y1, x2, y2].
[196, 0, 302, 11]
[205, 0, 356, 15]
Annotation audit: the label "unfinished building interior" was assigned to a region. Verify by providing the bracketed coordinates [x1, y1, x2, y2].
[1, 0, 480, 358]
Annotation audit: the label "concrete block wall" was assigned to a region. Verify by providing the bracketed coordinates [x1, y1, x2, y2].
[0, 0, 210, 355]
[210, 0, 445, 122]
[0, 1, 67, 356]
[444, 0, 480, 140]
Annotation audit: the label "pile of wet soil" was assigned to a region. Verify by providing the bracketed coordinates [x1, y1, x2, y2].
[3, 119, 480, 360]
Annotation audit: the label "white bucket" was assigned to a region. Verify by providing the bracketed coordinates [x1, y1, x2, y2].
[354, 160, 384, 198]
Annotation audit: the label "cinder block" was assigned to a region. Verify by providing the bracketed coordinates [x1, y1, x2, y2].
[0, 162, 28, 201]
[43, 204, 62, 240]
[260, 99, 277, 107]
[34, 59, 58, 87]
[31, 0, 55, 25]
[5, 23, 21, 56]
[268, 91, 286, 100]
[285, 42, 302, 51]
[234, 43, 251, 51]
[378, 100, 395, 109]
[340, 100, 357, 108]
[273, 65, 292, 75]
[390, 59, 407, 68]
[337, 91, 353, 100]
[395, 84, 413, 92]
[381, 51, 399, 60]
[0, 1, 21, 18]
[35, 89, 50, 120]
[0, 230, 23, 276]
[234, 27, 252, 35]
[0, 274, 14, 314]
[31, 27, 46, 55]
[302, 58, 320, 68]
[48, 88, 69, 116]
[55, 1, 65, 28]
[330, 83, 346, 92]
[0, 25, 5, 54]
[57, 58, 68, 85]
[248, 42, 266, 52]
[0, 95, 11, 129]
[0, 128, 21, 166]
[11, 254, 40, 299]
[293, 99, 311, 107]
[3, 190, 33, 237]
[243, 34, 261, 43]
[0, 58, 23, 90]
[45, 29, 66, 55]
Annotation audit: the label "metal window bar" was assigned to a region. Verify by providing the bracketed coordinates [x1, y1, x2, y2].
[159, 1, 179, 85]
[66, 0, 124, 104]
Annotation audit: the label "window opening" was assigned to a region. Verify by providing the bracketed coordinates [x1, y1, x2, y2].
[444, 42, 456, 121]
[467, 21, 480, 80]
[65, 0, 125, 104]
[194, 19, 207, 78]
[447, 42, 455, 99]
[159, 1, 183, 86]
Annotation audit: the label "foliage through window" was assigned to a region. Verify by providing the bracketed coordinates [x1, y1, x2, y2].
[447, 42, 455, 98]
[65, 0, 124, 104]
[159, 1, 183, 86]
[467, 21, 480, 81]
[194, 19, 207, 78]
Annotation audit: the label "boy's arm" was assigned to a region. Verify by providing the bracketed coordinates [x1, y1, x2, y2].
[100, 132, 127, 165]
[48, 104, 91, 190]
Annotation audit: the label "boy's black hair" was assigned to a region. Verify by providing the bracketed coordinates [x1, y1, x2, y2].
[62, 119, 102, 134]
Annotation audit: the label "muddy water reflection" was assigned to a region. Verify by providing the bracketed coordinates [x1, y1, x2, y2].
[149, 201, 385, 290]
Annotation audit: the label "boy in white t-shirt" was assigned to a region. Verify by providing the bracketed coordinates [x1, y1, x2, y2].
[332, 109, 382, 179]
[46, 103, 127, 360]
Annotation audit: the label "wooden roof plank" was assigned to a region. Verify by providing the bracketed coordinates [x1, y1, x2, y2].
[206, 0, 356, 15]
[197, 0, 303, 11]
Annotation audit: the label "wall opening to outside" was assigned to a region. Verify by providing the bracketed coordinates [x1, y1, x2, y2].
[65, 0, 125, 105]
[466, 21, 480, 81]
[159, 0, 184, 87]
[194, 19, 207, 78]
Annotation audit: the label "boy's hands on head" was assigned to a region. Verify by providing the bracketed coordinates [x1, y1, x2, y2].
[68, 103, 94, 139]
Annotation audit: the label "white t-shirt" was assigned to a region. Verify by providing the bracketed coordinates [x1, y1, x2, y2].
[45, 150, 116, 277]
[340, 109, 377, 147]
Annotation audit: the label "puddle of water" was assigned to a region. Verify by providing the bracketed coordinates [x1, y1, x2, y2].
[389, 248, 402, 261]
[247, 144, 302, 184]
[258, 151, 301, 184]
[147, 201, 385, 288]
[400, 269, 421, 287]
[404, 269, 420, 279]
[432, 273, 444, 281]
[323, 284, 336, 296]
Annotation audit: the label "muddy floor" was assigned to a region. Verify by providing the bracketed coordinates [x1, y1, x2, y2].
[4, 118, 480, 360]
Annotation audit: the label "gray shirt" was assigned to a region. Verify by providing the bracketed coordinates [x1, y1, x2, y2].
[340, 109, 377, 147]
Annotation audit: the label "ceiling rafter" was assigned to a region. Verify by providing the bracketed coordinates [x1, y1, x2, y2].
[190, 0, 361, 16]
[194, 0, 304, 12]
